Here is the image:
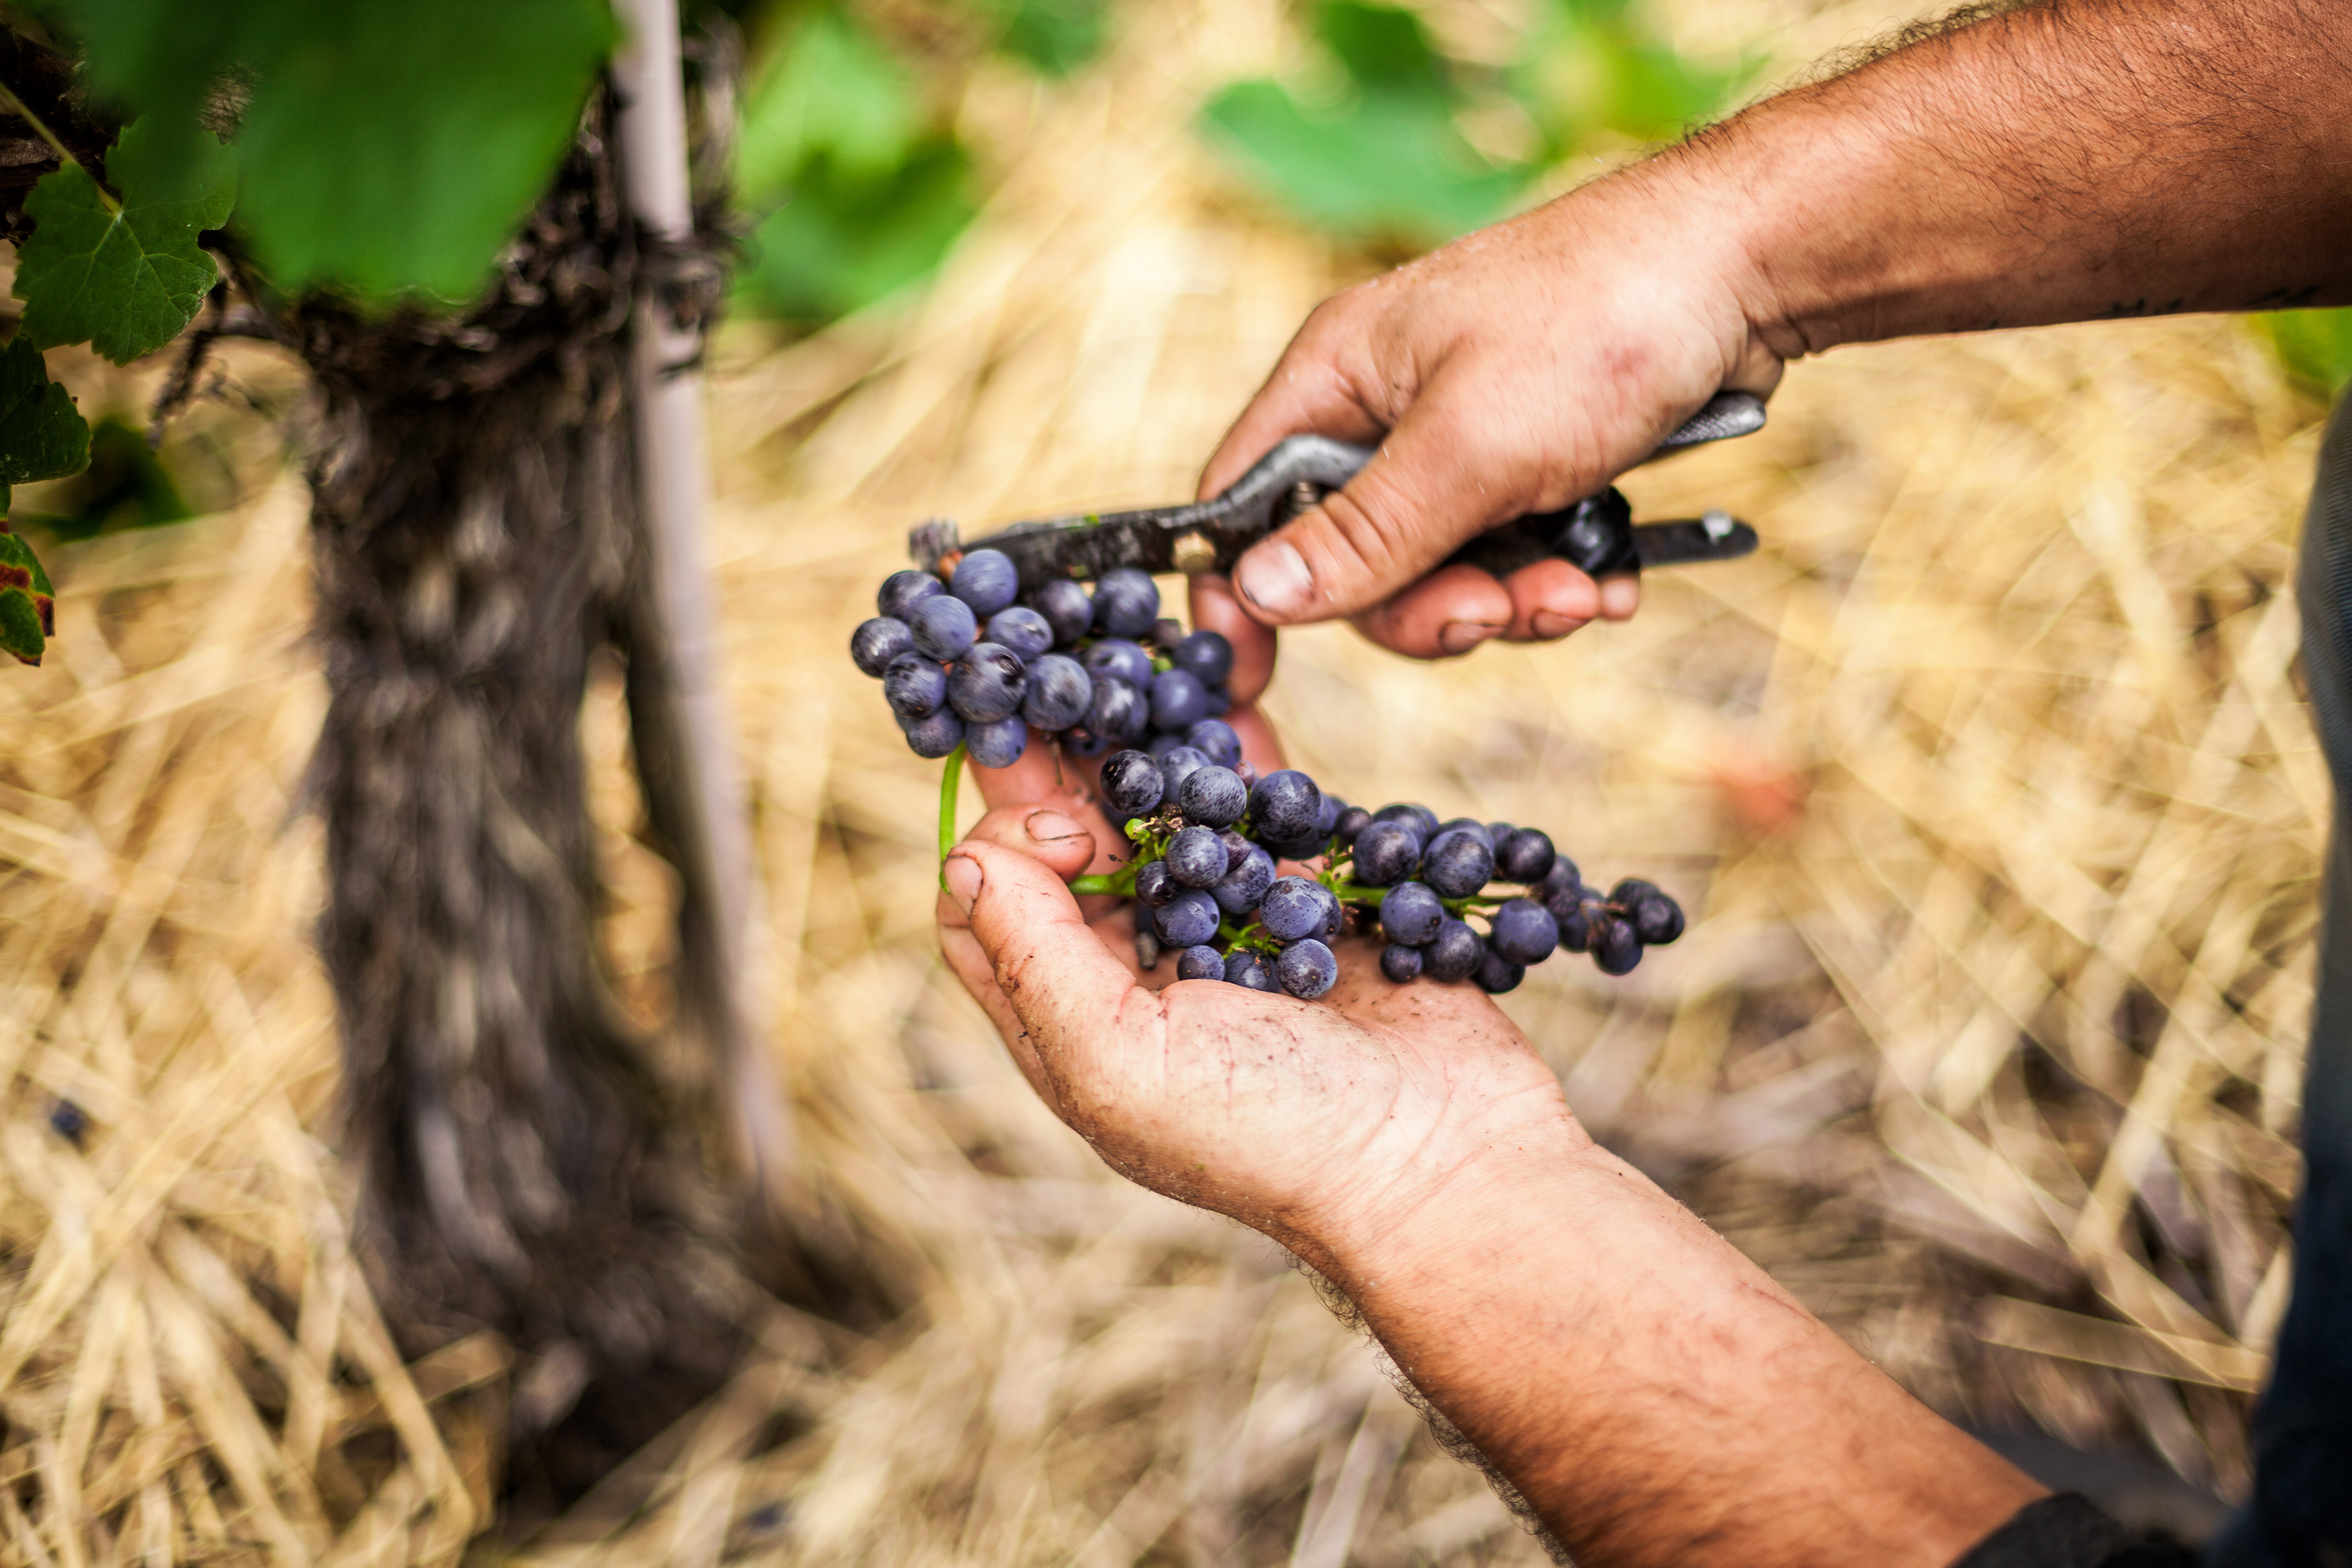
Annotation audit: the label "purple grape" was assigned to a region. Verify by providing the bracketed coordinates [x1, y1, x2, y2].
[910, 595, 978, 660]
[1495, 829, 1556, 885]
[988, 606, 1054, 662]
[1065, 727, 1112, 758]
[1487, 898, 1559, 965]
[1591, 915, 1643, 975]
[1100, 750, 1165, 816]
[1225, 951, 1277, 990]
[1380, 943, 1423, 983]
[1210, 845, 1275, 916]
[1093, 568, 1160, 636]
[1333, 806, 1373, 846]
[1374, 803, 1441, 842]
[1184, 719, 1241, 768]
[1436, 818, 1494, 849]
[1474, 951, 1525, 993]
[1249, 770, 1322, 843]
[1087, 676, 1149, 742]
[1134, 860, 1176, 907]
[1084, 638, 1156, 690]
[965, 717, 1027, 768]
[1020, 654, 1091, 730]
[1275, 939, 1338, 999]
[1153, 616, 1187, 648]
[1177, 945, 1225, 981]
[1153, 889, 1220, 948]
[852, 617, 914, 676]
[1310, 882, 1345, 941]
[1634, 896, 1685, 945]
[1202, 686, 1232, 717]
[951, 548, 1020, 616]
[1258, 876, 1325, 943]
[1537, 855, 1582, 899]
[882, 652, 947, 719]
[1380, 882, 1443, 946]
[1423, 918, 1482, 982]
[1349, 820, 1422, 886]
[1172, 630, 1234, 686]
[879, 568, 944, 621]
[901, 708, 965, 759]
[1030, 578, 1095, 644]
[1167, 825, 1230, 888]
[1420, 829, 1495, 899]
[1156, 744, 1210, 798]
[1150, 669, 1211, 731]
[949, 644, 1026, 723]
[1554, 895, 1596, 953]
[1175, 764, 1247, 829]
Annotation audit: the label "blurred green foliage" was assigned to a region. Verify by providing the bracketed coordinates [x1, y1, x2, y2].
[1201, 0, 1749, 248]
[16, 416, 190, 542]
[734, 5, 976, 323]
[2255, 308, 2352, 398]
[42, 0, 613, 302]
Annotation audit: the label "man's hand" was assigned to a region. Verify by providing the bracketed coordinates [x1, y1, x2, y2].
[1204, 0, 2352, 663]
[1201, 167, 1782, 660]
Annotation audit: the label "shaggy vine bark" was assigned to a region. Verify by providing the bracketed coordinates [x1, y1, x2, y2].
[275, 95, 756, 1502]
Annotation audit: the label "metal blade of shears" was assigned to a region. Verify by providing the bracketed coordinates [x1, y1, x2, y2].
[909, 389, 1767, 587]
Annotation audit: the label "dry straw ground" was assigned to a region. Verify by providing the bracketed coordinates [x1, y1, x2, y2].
[0, 0, 2327, 1562]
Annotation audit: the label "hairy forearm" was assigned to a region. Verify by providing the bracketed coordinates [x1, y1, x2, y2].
[1661, 0, 2352, 352]
[1318, 1134, 2040, 1568]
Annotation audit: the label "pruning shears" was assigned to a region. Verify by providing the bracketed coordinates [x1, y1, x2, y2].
[907, 390, 1766, 586]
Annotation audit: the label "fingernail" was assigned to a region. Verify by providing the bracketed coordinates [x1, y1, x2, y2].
[1236, 541, 1312, 617]
[1026, 809, 1084, 842]
[943, 854, 983, 914]
[1529, 610, 1587, 640]
[1439, 620, 1502, 655]
[1598, 577, 1641, 619]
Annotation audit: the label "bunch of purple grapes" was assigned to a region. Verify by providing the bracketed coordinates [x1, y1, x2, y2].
[852, 548, 1236, 769]
[1092, 747, 1684, 999]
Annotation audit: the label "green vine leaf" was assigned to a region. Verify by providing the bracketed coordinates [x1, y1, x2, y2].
[0, 335, 93, 488]
[14, 117, 237, 365]
[0, 526, 56, 667]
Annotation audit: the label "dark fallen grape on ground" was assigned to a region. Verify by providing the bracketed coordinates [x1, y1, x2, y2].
[851, 550, 1683, 999]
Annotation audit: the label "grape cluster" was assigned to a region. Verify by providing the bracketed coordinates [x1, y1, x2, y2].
[852, 548, 1236, 769]
[1091, 750, 1684, 999]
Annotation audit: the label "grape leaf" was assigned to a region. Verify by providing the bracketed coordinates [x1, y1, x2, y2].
[15, 117, 237, 365]
[0, 526, 56, 667]
[0, 335, 93, 487]
[48, 0, 614, 303]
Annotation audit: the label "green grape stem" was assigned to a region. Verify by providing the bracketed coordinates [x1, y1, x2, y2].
[0, 85, 119, 215]
[937, 741, 967, 889]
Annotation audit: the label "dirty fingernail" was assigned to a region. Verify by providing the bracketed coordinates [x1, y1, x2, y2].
[1236, 540, 1313, 617]
[1026, 809, 1085, 843]
[1529, 610, 1586, 640]
[1439, 620, 1502, 655]
[943, 854, 983, 914]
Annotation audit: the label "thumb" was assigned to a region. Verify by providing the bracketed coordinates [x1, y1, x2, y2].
[1228, 387, 1549, 626]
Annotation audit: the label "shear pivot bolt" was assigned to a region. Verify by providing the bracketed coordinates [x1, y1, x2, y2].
[1701, 508, 1734, 542]
[1172, 531, 1217, 575]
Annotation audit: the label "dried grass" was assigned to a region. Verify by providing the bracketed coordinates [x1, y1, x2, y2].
[0, 0, 2326, 1561]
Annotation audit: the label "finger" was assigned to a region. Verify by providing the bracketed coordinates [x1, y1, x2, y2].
[936, 805, 1100, 934]
[1597, 572, 1641, 621]
[944, 839, 1147, 1093]
[1197, 312, 1387, 500]
[1188, 573, 1277, 705]
[1501, 558, 1600, 643]
[969, 729, 1099, 818]
[1230, 379, 1543, 627]
[1351, 564, 1513, 660]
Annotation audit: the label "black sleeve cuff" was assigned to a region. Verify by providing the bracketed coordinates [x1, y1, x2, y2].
[1951, 1494, 2201, 1568]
